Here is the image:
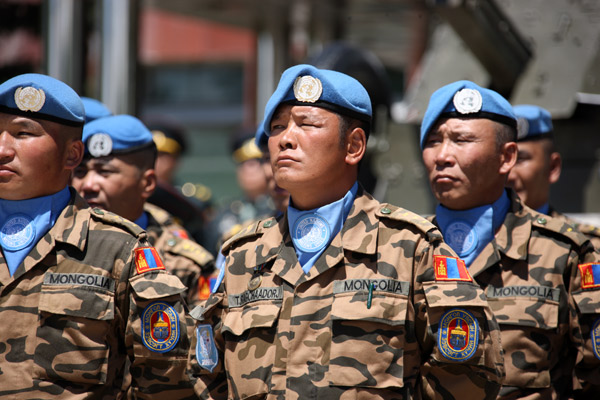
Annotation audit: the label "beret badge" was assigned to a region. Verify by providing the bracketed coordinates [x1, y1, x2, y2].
[453, 88, 482, 114]
[516, 117, 529, 140]
[14, 86, 46, 112]
[87, 133, 113, 157]
[293, 75, 323, 103]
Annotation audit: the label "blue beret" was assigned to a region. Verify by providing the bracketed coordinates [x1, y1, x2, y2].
[420, 80, 517, 149]
[0, 73, 84, 127]
[256, 64, 372, 146]
[82, 114, 155, 157]
[513, 104, 553, 141]
[81, 97, 112, 123]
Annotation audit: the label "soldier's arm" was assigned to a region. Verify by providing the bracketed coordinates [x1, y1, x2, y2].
[414, 234, 504, 399]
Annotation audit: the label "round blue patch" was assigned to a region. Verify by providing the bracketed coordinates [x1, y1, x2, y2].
[292, 213, 330, 253]
[592, 318, 600, 361]
[141, 301, 180, 353]
[0, 214, 35, 251]
[445, 221, 478, 257]
[438, 308, 479, 362]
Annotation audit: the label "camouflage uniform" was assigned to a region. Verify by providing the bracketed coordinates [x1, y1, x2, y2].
[189, 188, 504, 399]
[0, 190, 196, 399]
[144, 203, 216, 307]
[431, 190, 594, 399]
[547, 207, 600, 251]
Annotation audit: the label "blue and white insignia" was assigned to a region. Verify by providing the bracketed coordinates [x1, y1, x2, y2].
[196, 324, 218, 372]
[293, 75, 322, 103]
[453, 88, 482, 114]
[141, 301, 180, 353]
[14, 86, 45, 112]
[445, 220, 478, 257]
[592, 318, 600, 361]
[0, 214, 35, 251]
[292, 213, 330, 252]
[438, 308, 479, 362]
[87, 133, 113, 157]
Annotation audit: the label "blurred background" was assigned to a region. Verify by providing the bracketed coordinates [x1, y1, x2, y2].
[1, 0, 599, 219]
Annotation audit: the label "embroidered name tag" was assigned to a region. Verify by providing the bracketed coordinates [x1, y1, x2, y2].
[44, 272, 114, 291]
[486, 285, 560, 302]
[228, 286, 283, 308]
[333, 279, 410, 295]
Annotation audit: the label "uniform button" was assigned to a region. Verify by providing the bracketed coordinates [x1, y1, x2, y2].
[263, 220, 274, 228]
[93, 208, 104, 215]
[380, 207, 391, 215]
[537, 217, 547, 225]
[167, 238, 176, 246]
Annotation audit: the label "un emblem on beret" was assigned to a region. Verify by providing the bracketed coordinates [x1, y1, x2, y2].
[293, 75, 323, 103]
[14, 86, 46, 112]
[453, 88, 482, 114]
[87, 133, 113, 157]
[516, 117, 529, 140]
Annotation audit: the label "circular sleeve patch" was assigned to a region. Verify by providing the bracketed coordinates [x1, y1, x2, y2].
[438, 308, 479, 362]
[141, 301, 180, 353]
[592, 317, 600, 361]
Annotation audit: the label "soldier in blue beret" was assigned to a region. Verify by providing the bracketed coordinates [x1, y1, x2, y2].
[420, 80, 598, 398]
[81, 96, 112, 123]
[71, 114, 215, 307]
[189, 65, 504, 399]
[0, 73, 195, 397]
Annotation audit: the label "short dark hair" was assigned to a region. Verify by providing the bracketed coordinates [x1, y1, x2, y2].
[338, 114, 370, 148]
[494, 122, 517, 150]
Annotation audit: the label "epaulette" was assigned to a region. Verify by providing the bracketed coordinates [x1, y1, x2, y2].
[221, 217, 275, 254]
[167, 236, 214, 267]
[144, 203, 172, 225]
[89, 207, 144, 237]
[532, 213, 590, 248]
[377, 203, 439, 236]
[573, 222, 600, 238]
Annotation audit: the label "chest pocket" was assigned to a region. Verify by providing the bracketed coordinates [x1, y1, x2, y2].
[328, 279, 410, 389]
[221, 287, 283, 400]
[486, 285, 561, 389]
[34, 273, 115, 385]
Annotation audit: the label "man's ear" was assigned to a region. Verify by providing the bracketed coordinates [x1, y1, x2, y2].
[499, 141, 518, 175]
[140, 169, 157, 201]
[549, 151, 562, 184]
[65, 140, 84, 170]
[345, 127, 366, 166]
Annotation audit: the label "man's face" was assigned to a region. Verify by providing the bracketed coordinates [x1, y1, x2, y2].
[267, 104, 350, 207]
[71, 155, 149, 221]
[0, 113, 78, 200]
[506, 140, 559, 210]
[422, 117, 515, 210]
[261, 149, 289, 213]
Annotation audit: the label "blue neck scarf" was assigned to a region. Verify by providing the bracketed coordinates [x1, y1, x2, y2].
[0, 186, 71, 276]
[134, 211, 149, 230]
[537, 203, 550, 215]
[288, 182, 358, 273]
[436, 190, 510, 267]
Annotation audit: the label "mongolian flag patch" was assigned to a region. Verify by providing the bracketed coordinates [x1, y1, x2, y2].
[135, 247, 166, 274]
[434, 255, 472, 282]
[579, 263, 600, 290]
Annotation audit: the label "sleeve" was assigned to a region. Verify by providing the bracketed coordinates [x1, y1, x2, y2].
[413, 236, 505, 400]
[569, 245, 600, 398]
[118, 240, 197, 399]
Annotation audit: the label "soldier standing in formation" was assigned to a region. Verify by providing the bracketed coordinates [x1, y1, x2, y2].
[0, 73, 195, 397]
[71, 114, 215, 307]
[188, 65, 504, 399]
[420, 80, 598, 398]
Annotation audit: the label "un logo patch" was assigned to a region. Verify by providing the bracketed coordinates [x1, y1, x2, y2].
[141, 301, 180, 353]
[445, 221, 477, 257]
[592, 318, 600, 361]
[0, 214, 35, 251]
[292, 213, 330, 252]
[438, 308, 479, 362]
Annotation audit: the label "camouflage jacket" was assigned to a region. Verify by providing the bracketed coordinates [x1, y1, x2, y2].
[548, 207, 600, 251]
[145, 203, 216, 307]
[431, 191, 595, 399]
[0, 190, 197, 399]
[189, 188, 504, 399]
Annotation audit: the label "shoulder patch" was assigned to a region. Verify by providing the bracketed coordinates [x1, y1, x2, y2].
[434, 255, 472, 282]
[196, 324, 218, 372]
[579, 263, 600, 290]
[221, 219, 266, 254]
[169, 237, 214, 267]
[141, 301, 180, 353]
[377, 204, 438, 235]
[591, 318, 600, 361]
[438, 308, 479, 361]
[90, 207, 144, 237]
[532, 213, 590, 247]
[135, 246, 166, 274]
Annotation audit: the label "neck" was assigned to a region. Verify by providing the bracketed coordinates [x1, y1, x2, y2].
[290, 178, 356, 210]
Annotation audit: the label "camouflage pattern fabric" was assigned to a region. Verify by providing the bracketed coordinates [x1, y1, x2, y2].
[0, 190, 197, 399]
[144, 203, 216, 307]
[432, 190, 595, 399]
[548, 207, 600, 251]
[189, 188, 504, 399]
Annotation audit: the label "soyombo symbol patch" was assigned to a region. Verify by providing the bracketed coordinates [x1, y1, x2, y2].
[579, 263, 600, 290]
[196, 324, 218, 372]
[434, 255, 472, 282]
[141, 301, 180, 353]
[438, 308, 479, 361]
[135, 246, 166, 274]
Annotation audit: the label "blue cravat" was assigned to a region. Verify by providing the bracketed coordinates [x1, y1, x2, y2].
[0, 186, 71, 276]
[537, 203, 550, 215]
[436, 190, 510, 267]
[288, 182, 358, 273]
[134, 211, 149, 230]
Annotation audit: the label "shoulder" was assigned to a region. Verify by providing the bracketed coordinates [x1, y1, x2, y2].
[88, 207, 145, 238]
[376, 203, 442, 240]
[526, 207, 590, 248]
[162, 233, 215, 267]
[221, 216, 277, 254]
